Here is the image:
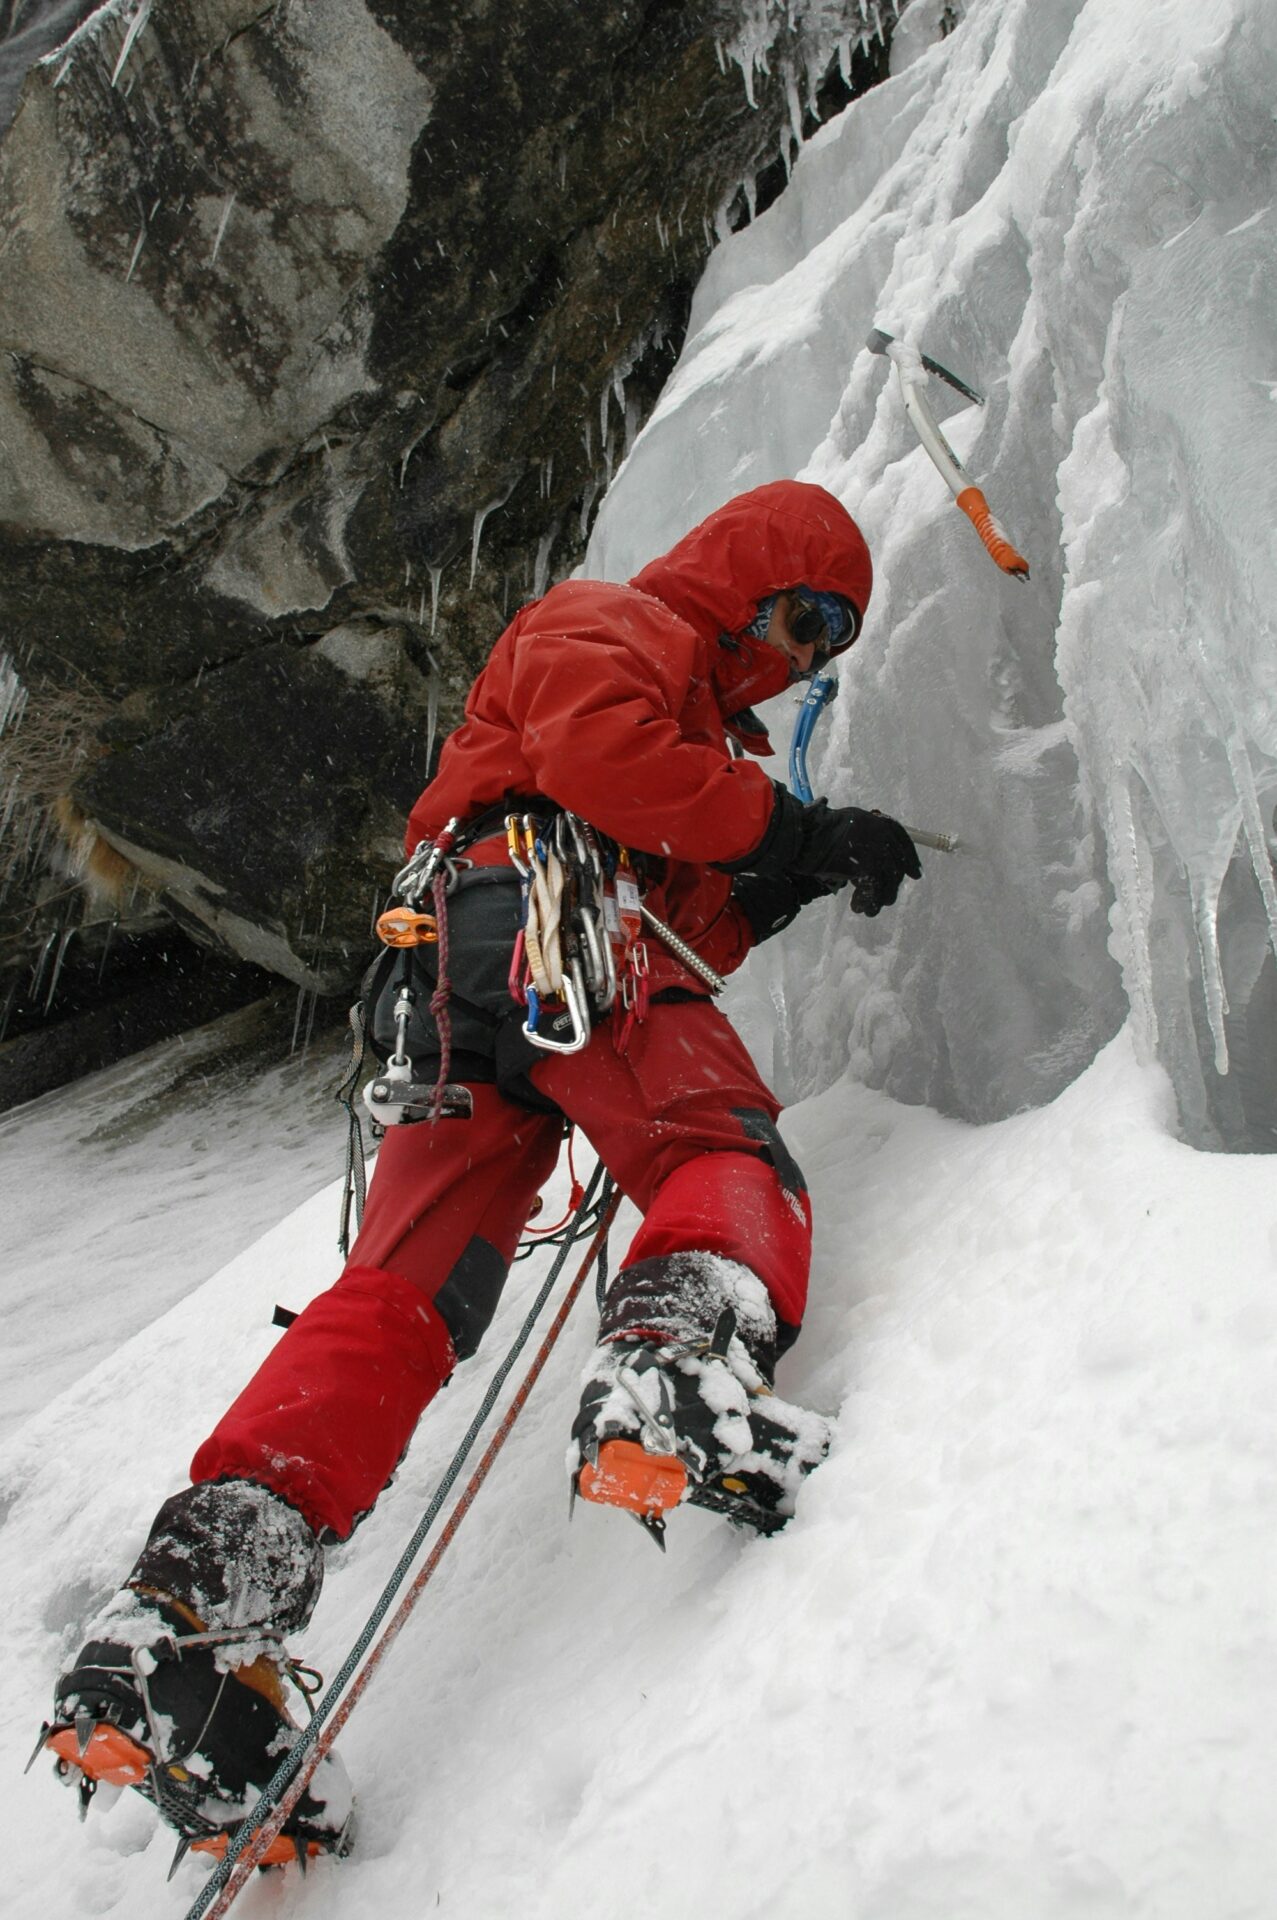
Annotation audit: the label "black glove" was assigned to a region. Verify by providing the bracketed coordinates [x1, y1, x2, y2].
[720, 785, 921, 918]
[730, 869, 834, 946]
[792, 798, 920, 916]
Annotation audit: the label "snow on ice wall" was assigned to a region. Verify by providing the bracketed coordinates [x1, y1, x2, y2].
[588, 0, 1277, 1149]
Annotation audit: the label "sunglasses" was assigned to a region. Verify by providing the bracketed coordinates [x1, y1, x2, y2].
[789, 588, 862, 665]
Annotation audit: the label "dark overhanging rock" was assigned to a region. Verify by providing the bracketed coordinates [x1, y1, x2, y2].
[0, 0, 896, 1051]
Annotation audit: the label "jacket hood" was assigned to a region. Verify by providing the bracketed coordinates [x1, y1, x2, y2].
[629, 479, 873, 644]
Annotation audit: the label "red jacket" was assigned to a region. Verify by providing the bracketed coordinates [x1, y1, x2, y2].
[405, 480, 873, 988]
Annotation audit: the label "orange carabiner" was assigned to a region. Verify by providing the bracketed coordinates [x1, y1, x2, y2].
[376, 907, 439, 948]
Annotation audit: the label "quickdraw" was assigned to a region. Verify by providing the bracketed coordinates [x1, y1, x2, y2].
[506, 811, 652, 1054]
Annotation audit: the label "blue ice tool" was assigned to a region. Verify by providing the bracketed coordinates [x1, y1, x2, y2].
[788, 669, 838, 804]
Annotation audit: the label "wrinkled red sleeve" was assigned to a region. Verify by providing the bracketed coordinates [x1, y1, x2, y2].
[506, 590, 773, 866]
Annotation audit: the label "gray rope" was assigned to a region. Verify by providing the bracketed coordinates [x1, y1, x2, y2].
[182, 1163, 612, 1920]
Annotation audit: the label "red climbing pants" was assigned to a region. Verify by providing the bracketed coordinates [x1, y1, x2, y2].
[191, 998, 811, 1539]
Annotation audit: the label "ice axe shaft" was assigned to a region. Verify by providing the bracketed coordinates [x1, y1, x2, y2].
[868, 327, 1029, 581]
[904, 824, 960, 854]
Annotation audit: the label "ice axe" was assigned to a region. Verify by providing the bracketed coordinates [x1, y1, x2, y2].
[867, 326, 1030, 580]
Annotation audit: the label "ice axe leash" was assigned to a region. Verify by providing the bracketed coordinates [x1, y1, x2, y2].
[183, 1170, 620, 1920]
[867, 326, 1030, 580]
[788, 667, 960, 855]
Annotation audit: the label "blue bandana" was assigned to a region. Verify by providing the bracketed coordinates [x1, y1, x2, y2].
[744, 594, 778, 640]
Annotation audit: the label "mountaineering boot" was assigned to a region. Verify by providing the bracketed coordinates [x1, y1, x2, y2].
[32, 1482, 353, 1873]
[569, 1253, 833, 1545]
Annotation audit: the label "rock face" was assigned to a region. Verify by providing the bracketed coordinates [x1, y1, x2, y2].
[0, 0, 891, 1049]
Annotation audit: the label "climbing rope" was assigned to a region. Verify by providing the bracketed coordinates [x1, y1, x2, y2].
[183, 1167, 619, 1920]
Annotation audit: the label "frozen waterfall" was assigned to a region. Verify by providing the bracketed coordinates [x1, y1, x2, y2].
[587, 0, 1277, 1151]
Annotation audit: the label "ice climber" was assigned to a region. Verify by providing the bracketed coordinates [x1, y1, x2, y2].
[36, 479, 921, 1865]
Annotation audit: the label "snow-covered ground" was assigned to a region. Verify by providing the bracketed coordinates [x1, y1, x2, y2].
[5, 0, 1277, 1915]
[0, 1002, 349, 1442]
[5, 1024, 1276, 1919]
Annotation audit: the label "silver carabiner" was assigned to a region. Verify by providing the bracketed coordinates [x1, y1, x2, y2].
[521, 959, 591, 1053]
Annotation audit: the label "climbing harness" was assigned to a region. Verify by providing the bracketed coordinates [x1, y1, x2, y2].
[182, 1171, 619, 1920]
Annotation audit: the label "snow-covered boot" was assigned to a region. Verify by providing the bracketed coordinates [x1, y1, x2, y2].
[32, 1481, 353, 1874]
[569, 1253, 833, 1545]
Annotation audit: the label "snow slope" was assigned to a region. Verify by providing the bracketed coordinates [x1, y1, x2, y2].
[5, 1026, 1276, 1920]
[0, 1003, 349, 1441]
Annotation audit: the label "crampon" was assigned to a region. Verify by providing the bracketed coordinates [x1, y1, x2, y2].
[28, 1595, 353, 1880]
[571, 1305, 833, 1548]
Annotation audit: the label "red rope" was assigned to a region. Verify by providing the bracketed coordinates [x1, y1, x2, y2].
[199, 1190, 621, 1918]
[524, 1127, 585, 1237]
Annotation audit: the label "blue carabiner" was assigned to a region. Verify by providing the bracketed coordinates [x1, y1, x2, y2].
[788, 670, 838, 804]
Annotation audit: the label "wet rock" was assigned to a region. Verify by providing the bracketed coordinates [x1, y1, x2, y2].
[0, 0, 890, 1023]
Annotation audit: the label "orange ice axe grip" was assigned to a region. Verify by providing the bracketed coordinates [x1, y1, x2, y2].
[874, 327, 1030, 583]
[955, 485, 1030, 578]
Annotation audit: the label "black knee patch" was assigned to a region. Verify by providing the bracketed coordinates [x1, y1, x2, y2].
[432, 1235, 509, 1360]
[731, 1107, 807, 1197]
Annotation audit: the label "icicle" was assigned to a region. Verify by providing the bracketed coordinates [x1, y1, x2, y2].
[429, 565, 443, 633]
[43, 927, 75, 1015]
[1189, 874, 1230, 1076]
[578, 478, 600, 540]
[785, 70, 804, 148]
[469, 486, 514, 588]
[599, 382, 610, 451]
[210, 191, 235, 267]
[29, 930, 57, 1001]
[110, 1, 151, 88]
[97, 919, 116, 983]
[0, 654, 28, 736]
[533, 522, 559, 601]
[0, 773, 20, 840]
[289, 984, 309, 1055]
[558, 151, 567, 189]
[125, 227, 146, 283]
[425, 659, 440, 776]
[582, 418, 592, 461]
